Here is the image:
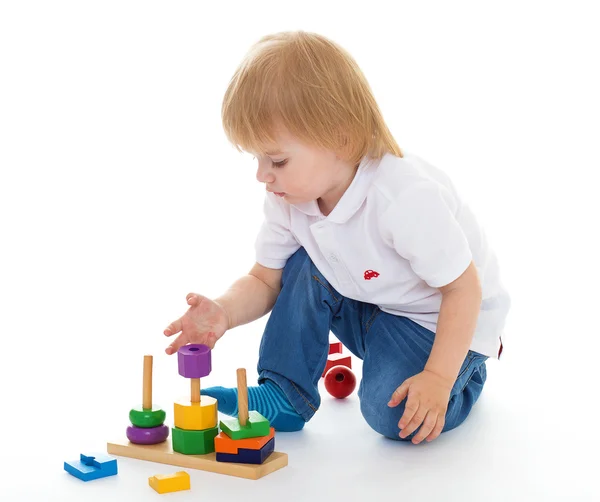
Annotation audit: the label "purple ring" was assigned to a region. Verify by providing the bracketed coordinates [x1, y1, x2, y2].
[177, 344, 211, 378]
[126, 424, 169, 445]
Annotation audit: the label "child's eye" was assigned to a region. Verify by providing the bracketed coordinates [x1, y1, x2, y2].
[272, 160, 287, 168]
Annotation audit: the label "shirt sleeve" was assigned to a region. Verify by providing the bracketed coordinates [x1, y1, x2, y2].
[254, 192, 301, 269]
[380, 180, 473, 288]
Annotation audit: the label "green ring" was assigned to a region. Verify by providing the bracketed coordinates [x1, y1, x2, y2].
[129, 405, 166, 428]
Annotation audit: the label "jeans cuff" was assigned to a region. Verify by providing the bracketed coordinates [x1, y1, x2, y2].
[258, 369, 317, 422]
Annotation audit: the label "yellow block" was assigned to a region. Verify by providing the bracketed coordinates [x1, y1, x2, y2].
[174, 395, 217, 430]
[148, 471, 190, 494]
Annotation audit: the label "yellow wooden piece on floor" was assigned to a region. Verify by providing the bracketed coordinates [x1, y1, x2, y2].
[174, 395, 217, 430]
[148, 471, 190, 494]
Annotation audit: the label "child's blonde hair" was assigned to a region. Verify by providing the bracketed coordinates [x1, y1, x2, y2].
[222, 31, 403, 167]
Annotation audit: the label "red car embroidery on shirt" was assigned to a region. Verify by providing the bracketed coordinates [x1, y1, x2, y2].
[363, 270, 380, 280]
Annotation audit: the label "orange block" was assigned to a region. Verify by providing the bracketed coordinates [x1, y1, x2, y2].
[214, 427, 275, 454]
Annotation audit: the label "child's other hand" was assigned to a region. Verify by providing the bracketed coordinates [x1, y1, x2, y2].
[163, 293, 230, 355]
[387, 370, 453, 444]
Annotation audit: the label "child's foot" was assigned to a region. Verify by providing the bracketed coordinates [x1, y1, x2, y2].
[201, 380, 305, 432]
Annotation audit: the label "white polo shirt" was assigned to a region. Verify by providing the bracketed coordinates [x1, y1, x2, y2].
[255, 152, 511, 359]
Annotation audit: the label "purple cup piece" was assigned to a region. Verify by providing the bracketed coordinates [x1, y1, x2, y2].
[126, 424, 169, 445]
[177, 344, 211, 378]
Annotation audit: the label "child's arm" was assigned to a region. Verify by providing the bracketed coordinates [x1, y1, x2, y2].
[164, 263, 282, 354]
[424, 261, 482, 382]
[388, 261, 482, 444]
[214, 263, 283, 330]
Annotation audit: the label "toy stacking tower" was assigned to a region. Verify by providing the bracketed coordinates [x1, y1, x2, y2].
[214, 369, 275, 464]
[172, 344, 219, 454]
[126, 355, 169, 444]
[107, 347, 288, 479]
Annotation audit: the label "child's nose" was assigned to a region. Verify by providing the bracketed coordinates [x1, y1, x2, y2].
[256, 163, 274, 184]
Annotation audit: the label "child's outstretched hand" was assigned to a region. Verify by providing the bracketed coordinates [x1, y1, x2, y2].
[387, 369, 454, 444]
[163, 293, 230, 355]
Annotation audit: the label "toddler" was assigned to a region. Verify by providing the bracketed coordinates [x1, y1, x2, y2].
[163, 31, 510, 444]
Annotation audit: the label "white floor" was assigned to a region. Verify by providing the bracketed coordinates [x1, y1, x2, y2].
[4, 323, 599, 502]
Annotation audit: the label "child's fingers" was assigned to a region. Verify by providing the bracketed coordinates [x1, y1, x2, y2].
[411, 410, 438, 444]
[399, 398, 424, 438]
[387, 382, 409, 407]
[426, 417, 445, 442]
[165, 333, 188, 355]
[164, 318, 183, 337]
[400, 415, 424, 439]
[186, 293, 202, 306]
[205, 332, 218, 349]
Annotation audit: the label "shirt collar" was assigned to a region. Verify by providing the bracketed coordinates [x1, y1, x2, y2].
[291, 155, 381, 224]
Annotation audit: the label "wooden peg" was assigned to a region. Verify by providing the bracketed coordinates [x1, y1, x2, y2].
[191, 378, 200, 403]
[143, 355, 153, 410]
[237, 368, 248, 426]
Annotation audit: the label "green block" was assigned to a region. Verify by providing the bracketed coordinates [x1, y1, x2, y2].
[172, 425, 218, 455]
[129, 405, 166, 428]
[219, 410, 271, 440]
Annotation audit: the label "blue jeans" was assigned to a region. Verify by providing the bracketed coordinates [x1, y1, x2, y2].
[257, 248, 488, 440]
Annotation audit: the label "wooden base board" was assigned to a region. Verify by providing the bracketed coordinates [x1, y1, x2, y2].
[106, 438, 288, 480]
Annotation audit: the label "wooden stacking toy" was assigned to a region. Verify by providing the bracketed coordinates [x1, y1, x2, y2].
[172, 344, 219, 455]
[214, 369, 275, 464]
[107, 349, 288, 480]
[126, 355, 169, 445]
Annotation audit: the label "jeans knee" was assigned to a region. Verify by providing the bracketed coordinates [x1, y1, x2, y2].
[360, 394, 407, 441]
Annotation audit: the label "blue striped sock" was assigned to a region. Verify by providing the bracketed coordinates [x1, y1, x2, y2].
[201, 380, 305, 432]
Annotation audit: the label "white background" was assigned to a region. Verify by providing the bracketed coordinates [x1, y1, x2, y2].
[1, 1, 599, 501]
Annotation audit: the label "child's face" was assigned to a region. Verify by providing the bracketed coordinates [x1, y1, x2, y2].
[251, 128, 354, 206]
